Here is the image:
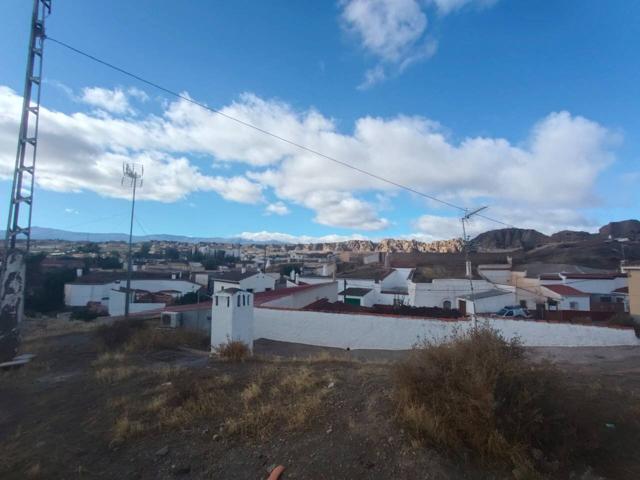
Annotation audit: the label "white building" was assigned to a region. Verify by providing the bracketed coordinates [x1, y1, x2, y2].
[457, 288, 516, 315]
[540, 284, 591, 311]
[211, 288, 254, 352]
[64, 271, 201, 316]
[209, 270, 276, 293]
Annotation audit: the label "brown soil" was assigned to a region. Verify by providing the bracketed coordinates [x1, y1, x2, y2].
[1, 322, 639, 479]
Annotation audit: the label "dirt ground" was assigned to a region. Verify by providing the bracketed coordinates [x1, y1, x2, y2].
[1, 320, 640, 479]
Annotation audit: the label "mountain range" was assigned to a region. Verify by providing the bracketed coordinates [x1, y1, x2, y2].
[6, 220, 640, 253]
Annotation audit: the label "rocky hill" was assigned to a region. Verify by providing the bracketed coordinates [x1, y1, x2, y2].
[470, 228, 550, 252]
[599, 220, 640, 240]
[296, 238, 463, 253]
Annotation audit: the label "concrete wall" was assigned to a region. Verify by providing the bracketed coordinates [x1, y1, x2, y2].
[629, 269, 640, 319]
[211, 292, 254, 351]
[253, 308, 640, 349]
[65, 279, 200, 307]
[462, 292, 515, 314]
[556, 295, 590, 311]
[107, 289, 165, 316]
[409, 279, 494, 308]
[181, 308, 212, 334]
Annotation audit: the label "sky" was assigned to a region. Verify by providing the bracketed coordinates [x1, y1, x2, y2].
[0, 0, 638, 243]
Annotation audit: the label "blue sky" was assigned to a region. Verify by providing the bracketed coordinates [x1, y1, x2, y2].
[0, 0, 638, 242]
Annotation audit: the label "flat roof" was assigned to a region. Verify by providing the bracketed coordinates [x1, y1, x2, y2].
[339, 287, 373, 297]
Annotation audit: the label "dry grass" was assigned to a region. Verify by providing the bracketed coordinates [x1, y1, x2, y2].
[124, 327, 209, 353]
[214, 340, 251, 362]
[394, 326, 625, 477]
[103, 361, 333, 444]
[95, 365, 145, 383]
[95, 318, 147, 351]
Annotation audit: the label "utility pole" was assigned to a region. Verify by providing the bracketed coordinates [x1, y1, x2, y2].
[461, 206, 487, 329]
[122, 163, 143, 318]
[0, 0, 52, 362]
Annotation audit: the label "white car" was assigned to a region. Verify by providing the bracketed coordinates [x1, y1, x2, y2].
[496, 306, 531, 319]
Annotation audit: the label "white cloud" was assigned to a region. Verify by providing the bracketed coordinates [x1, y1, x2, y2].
[238, 231, 368, 243]
[340, 0, 498, 87]
[64, 208, 79, 215]
[0, 86, 263, 204]
[429, 0, 499, 15]
[341, 0, 436, 87]
[0, 85, 618, 235]
[265, 201, 291, 216]
[80, 87, 133, 114]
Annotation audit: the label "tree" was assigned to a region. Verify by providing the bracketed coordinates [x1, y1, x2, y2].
[165, 247, 180, 260]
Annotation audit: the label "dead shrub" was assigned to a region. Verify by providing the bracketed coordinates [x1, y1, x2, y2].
[125, 328, 209, 353]
[394, 326, 610, 476]
[215, 340, 250, 362]
[95, 318, 147, 350]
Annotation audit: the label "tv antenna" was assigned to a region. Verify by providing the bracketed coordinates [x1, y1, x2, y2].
[461, 206, 487, 328]
[122, 162, 143, 318]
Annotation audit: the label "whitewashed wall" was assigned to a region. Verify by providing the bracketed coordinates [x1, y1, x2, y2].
[253, 308, 640, 349]
[408, 279, 495, 308]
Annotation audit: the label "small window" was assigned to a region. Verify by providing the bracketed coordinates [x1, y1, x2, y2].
[242, 295, 246, 306]
[248, 295, 251, 306]
[569, 301, 579, 309]
[215, 296, 218, 306]
[443, 300, 451, 310]
[226, 297, 230, 307]
[237, 295, 241, 307]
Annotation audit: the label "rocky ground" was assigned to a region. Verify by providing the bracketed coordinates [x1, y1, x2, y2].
[1, 320, 640, 479]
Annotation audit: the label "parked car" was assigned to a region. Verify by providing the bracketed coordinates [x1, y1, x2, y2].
[496, 306, 531, 319]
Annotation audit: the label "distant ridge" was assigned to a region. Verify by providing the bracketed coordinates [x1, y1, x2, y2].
[2, 227, 262, 245]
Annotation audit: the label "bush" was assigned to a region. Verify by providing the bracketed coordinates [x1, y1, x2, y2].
[394, 326, 608, 476]
[95, 318, 148, 350]
[125, 328, 209, 352]
[70, 308, 99, 322]
[215, 340, 250, 362]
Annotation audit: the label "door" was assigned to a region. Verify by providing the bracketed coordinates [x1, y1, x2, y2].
[345, 297, 361, 306]
[458, 299, 466, 316]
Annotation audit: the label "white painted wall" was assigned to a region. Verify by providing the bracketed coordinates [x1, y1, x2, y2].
[65, 279, 200, 307]
[211, 291, 254, 351]
[212, 273, 276, 294]
[409, 279, 495, 308]
[461, 291, 515, 314]
[253, 308, 640, 349]
[556, 295, 590, 311]
[107, 289, 165, 316]
[479, 267, 512, 284]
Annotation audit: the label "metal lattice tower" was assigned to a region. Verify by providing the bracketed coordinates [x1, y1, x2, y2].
[0, 0, 52, 361]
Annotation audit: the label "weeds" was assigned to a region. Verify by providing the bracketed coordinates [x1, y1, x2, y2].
[215, 340, 250, 361]
[95, 318, 147, 350]
[394, 326, 619, 476]
[124, 328, 209, 353]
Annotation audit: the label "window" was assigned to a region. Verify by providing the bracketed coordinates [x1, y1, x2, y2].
[242, 295, 246, 306]
[237, 295, 241, 307]
[569, 301, 579, 309]
[215, 296, 218, 306]
[443, 300, 451, 310]
[226, 297, 230, 307]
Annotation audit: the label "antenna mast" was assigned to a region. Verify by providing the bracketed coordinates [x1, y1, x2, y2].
[122, 162, 143, 318]
[0, 0, 52, 361]
[461, 206, 487, 328]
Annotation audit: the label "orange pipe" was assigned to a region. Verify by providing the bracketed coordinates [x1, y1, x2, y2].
[267, 465, 285, 480]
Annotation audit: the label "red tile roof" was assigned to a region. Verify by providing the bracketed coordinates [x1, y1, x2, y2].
[254, 283, 323, 306]
[613, 287, 629, 294]
[543, 284, 589, 297]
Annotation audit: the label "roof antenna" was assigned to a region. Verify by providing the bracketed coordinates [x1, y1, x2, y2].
[461, 206, 487, 329]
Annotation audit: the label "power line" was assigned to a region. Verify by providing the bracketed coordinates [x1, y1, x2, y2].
[45, 36, 513, 229]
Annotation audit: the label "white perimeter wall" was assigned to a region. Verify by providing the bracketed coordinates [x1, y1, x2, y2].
[254, 308, 640, 349]
[65, 279, 199, 307]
